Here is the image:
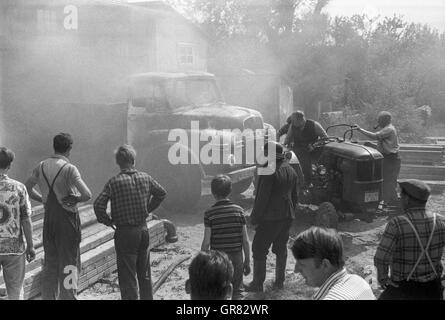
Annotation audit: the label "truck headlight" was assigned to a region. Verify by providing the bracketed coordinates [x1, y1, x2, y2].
[317, 166, 327, 175]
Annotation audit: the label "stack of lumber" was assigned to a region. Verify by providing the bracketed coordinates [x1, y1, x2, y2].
[425, 137, 445, 145]
[398, 144, 445, 187]
[0, 205, 166, 299]
[399, 144, 445, 165]
[359, 141, 445, 192]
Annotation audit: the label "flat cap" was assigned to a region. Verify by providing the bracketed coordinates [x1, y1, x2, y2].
[398, 179, 430, 201]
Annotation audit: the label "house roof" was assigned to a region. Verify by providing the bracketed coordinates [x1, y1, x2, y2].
[81, 0, 209, 39]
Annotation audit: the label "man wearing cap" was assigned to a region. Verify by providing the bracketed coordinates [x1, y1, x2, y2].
[277, 110, 327, 186]
[245, 141, 299, 292]
[374, 179, 445, 300]
[355, 112, 400, 207]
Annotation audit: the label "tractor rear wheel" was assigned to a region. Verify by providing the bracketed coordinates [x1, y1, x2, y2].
[315, 202, 339, 229]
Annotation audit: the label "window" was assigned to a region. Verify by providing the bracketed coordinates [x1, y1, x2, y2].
[178, 43, 194, 65]
[37, 9, 57, 34]
[131, 81, 167, 113]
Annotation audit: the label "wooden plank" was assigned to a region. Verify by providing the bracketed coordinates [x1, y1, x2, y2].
[31, 204, 93, 224]
[400, 165, 445, 177]
[400, 144, 445, 151]
[399, 173, 442, 181]
[31, 210, 100, 250]
[0, 220, 165, 299]
[32, 206, 97, 234]
[0, 224, 113, 285]
[399, 150, 443, 164]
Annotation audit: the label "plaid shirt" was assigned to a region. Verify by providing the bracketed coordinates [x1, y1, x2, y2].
[374, 208, 445, 283]
[94, 169, 166, 227]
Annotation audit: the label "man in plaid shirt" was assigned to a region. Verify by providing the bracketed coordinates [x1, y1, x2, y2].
[375, 179, 445, 300]
[94, 145, 166, 300]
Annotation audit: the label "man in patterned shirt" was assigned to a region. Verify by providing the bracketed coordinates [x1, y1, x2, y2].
[94, 144, 167, 300]
[0, 147, 35, 299]
[292, 227, 375, 300]
[375, 179, 445, 300]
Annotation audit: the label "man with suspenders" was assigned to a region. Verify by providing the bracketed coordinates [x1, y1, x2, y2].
[25, 133, 92, 300]
[374, 179, 445, 300]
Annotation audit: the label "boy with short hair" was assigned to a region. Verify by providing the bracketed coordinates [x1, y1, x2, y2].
[201, 175, 251, 300]
[186, 250, 234, 300]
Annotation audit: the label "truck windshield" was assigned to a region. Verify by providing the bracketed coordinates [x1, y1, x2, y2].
[165, 79, 221, 109]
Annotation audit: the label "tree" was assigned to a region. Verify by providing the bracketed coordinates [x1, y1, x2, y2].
[169, 0, 445, 139]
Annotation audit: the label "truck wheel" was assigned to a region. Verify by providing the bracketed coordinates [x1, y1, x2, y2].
[315, 202, 338, 229]
[232, 177, 253, 195]
[141, 146, 202, 214]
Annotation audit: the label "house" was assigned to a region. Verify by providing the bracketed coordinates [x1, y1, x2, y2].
[1, 0, 208, 104]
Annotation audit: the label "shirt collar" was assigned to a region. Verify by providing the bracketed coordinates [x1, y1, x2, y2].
[404, 207, 426, 215]
[313, 268, 347, 300]
[120, 168, 138, 174]
[51, 154, 70, 163]
[213, 199, 232, 206]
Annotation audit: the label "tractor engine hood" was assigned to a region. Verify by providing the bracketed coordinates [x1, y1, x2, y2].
[324, 141, 383, 161]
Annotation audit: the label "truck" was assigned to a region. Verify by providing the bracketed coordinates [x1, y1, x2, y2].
[125, 72, 271, 212]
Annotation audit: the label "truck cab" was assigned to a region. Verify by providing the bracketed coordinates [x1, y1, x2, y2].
[126, 72, 270, 212]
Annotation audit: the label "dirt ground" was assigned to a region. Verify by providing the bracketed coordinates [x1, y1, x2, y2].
[78, 186, 445, 300]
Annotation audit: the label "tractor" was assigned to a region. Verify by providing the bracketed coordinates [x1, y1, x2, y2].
[286, 124, 384, 228]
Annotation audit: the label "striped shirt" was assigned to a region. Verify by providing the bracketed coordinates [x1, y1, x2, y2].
[374, 208, 445, 283]
[313, 268, 376, 300]
[204, 199, 246, 253]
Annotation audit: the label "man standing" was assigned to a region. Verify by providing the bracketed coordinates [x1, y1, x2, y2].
[25, 133, 92, 300]
[245, 141, 298, 292]
[355, 111, 400, 207]
[292, 227, 375, 300]
[0, 147, 35, 299]
[278, 110, 327, 186]
[375, 179, 445, 300]
[93, 145, 167, 300]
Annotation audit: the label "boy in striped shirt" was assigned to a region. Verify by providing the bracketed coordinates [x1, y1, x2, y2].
[201, 175, 251, 300]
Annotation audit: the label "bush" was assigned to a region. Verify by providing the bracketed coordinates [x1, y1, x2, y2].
[320, 102, 426, 143]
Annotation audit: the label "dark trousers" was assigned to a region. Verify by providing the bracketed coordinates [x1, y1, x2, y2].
[252, 219, 292, 261]
[378, 279, 443, 300]
[294, 148, 312, 186]
[382, 153, 401, 205]
[226, 251, 243, 299]
[114, 224, 153, 300]
[41, 207, 81, 300]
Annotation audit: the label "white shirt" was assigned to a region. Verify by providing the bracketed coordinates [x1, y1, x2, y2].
[376, 124, 399, 155]
[313, 268, 376, 300]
